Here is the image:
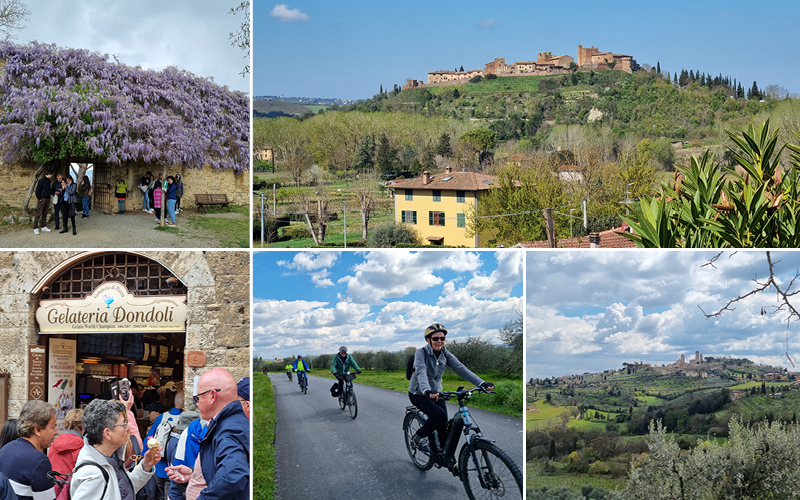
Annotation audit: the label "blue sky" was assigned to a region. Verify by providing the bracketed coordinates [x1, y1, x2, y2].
[252, 250, 523, 360]
[527, 250, 800, 380]
[255, 0, 800, 100]
[14, 0, 249, 93]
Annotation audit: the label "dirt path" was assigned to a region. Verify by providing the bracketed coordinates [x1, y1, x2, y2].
[1, 208, 246, 248]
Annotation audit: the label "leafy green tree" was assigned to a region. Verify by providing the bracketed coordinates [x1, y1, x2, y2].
[458, 128, 497, 165]
[351, 132, 376, 173]
[620, 418, 800, 500]
[436, 132, 453, 158]
[623, 121, 800, 247]
[375, 133, 398, 177]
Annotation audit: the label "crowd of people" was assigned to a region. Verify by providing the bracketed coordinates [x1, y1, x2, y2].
[0, 368, 250, 500]
[136, 172, 184, 226]
[33, 172, 92, 236]
[32, 169, 185, 235]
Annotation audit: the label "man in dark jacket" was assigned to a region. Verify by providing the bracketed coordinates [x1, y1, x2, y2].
[165, 368, 248, 500]
[33, 171, 53, 235]
[50, 173, 64, 230]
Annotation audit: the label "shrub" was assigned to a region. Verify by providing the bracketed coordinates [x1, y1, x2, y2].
[367, 221, 421, 247]
[282, 226, 312, 240]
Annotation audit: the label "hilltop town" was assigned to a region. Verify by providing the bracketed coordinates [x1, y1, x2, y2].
[404, 44, 639, 90]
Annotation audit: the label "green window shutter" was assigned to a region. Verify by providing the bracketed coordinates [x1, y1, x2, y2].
[412, 211, 417, 224]
[405, 189, 413, 200]
[457, 213, 465, 227]
[429, 211, 433, 225]
[457, 191, 465, 203]
[441, 212, 445, 226]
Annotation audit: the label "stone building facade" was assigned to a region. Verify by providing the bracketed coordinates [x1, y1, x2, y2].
[0, 162, 248, 213]
[577, 44, 638, 73]
[0, 250, 249, 421]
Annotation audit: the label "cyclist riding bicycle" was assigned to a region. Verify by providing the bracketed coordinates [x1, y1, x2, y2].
[285, 362, 293, 380]
[293, 355, 311, 388]
[330, 346, 361, 397]
[408, 324, 493, 453]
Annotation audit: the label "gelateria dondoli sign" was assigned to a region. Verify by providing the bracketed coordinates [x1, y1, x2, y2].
[36, 282, 188, 334]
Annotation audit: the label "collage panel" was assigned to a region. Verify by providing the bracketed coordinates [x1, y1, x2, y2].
[251, 250, 524, 499]
[0, 1, 250, 249]
[526, 250, 800, 499]
[0, 250, 250, 499]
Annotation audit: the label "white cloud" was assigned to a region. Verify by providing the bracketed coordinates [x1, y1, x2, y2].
[477, 19, 500, 29]
[270, 4, 310, 22]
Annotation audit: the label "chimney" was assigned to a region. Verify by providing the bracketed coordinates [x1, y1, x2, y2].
[445, 165, 452, 174]
[422, 171, 430, 185]
[589, 233, 601, 248]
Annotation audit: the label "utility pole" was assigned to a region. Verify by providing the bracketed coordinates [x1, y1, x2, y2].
[260, 192, 265, 248]
[343, 204, 347, 249]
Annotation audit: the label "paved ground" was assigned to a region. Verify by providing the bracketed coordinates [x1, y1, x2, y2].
[1, 208, 246, 248]
[270, 372, 523, 500]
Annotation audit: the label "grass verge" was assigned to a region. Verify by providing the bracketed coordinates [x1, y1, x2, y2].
[298, 369, 522, 418]
[253, 372, 276, 500]
[186, 205, 250, 247]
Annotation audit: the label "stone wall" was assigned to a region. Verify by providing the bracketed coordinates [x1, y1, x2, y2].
[0, 250, 250, 419]
[0, 162, 249, 211]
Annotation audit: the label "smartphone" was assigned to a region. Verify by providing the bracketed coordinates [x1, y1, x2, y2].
[110, 381, 120, 400]
[120, 378, 131, 401]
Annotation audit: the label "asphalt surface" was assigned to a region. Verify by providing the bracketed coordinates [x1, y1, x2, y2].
[1, 208, 244, 248]
[269, 372, 523, 500]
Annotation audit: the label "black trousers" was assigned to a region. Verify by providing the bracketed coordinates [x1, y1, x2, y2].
[408, 392, 448, 447]
[53, 202, 63, 227]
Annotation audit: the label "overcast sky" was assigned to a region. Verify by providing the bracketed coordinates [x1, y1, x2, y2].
[255, 0, 800, 100]
[12, 0, 249, 93]
[252, 250, 523, 361]
[527, 250, 800, 380]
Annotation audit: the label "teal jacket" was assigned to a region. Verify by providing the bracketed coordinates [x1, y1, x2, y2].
[331, 353, 360, 374]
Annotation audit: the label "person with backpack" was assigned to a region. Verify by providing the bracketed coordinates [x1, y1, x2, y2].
[0, 400, 59, 500]
[293, 356, 311, 389]
[330, 346, 361, 398]
[408, 324, 494, 453]
[48, 409, 85, 481]
[71, 398, 162, 500]
[144, 391, 183, 500]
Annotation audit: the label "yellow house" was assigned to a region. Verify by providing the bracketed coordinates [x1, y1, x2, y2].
[391, 167, 497, 247]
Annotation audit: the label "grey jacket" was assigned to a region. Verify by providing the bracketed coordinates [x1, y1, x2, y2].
[408, 344, 484, 396]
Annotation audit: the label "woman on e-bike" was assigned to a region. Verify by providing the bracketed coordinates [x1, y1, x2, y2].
[408, 324, 493, 453]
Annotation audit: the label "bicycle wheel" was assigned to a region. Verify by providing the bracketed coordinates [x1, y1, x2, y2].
[402, 411, 433, 470]
[301, 376, 307, 394]
[458, 440, 522, 500]
[348, 389, 358, 419]
[338, 393, 346, 410]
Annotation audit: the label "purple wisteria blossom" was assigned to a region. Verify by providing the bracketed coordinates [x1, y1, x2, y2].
[0, 42, 249, 172]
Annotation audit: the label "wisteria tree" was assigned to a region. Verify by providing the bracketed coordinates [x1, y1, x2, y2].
[0, 41, 249, 210]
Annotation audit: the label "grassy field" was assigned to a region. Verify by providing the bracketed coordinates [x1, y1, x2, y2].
[253, 372, 277, 500]
[527, 462, 626, 492]
[278, 368, 523, 417]
[185, 205, 250, 247]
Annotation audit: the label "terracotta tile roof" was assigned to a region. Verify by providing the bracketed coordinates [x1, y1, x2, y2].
[389, 171, 499, 192]
[515, 226, 636, 248]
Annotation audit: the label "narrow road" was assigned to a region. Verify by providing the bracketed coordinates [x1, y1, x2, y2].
[270, 372, 523, 500]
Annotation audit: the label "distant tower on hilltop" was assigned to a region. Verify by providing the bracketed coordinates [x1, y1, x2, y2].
[680, 354, 686, 364]
[695, 351, 701, 363]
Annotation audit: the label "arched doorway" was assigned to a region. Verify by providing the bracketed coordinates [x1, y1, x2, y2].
[32, 252, 189, 434]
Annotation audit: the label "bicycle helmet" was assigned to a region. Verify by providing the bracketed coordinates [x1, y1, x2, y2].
[297, 355, 303, 359]
[338, 346, 348, 353]
[424, 323, 448, 339]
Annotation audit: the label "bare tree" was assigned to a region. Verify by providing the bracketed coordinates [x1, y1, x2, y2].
[699, 251, 798, 366]
[0, 0, 30, 39]
[228, 1, 250, 76]
[351, 171, 379, 239]
[294, 188, 330, 245]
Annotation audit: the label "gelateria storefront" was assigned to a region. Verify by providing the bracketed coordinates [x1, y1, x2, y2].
[0, 251, 250, 431]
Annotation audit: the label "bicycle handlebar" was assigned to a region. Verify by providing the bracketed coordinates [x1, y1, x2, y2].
[437, 386, 495, 401]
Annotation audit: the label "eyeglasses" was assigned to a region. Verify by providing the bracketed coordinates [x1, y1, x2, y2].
[193, 388, 220, 404]
[430, 337, 446, 342]
[114, 421, 129, 429]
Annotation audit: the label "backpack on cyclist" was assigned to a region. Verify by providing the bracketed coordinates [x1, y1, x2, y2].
[406, 348, 429, 380]
[48, 462, 109, 500]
